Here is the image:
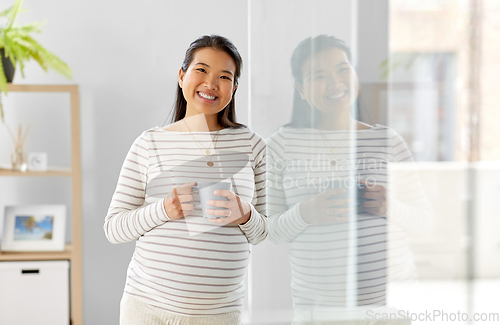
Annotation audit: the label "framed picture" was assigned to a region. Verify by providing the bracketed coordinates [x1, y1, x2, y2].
[1, 205, 66, 252]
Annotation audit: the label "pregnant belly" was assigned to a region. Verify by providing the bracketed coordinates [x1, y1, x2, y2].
[132, 219, 250, 292]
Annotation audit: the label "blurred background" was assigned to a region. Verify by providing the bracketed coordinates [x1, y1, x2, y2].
[0, 0, 499, 324]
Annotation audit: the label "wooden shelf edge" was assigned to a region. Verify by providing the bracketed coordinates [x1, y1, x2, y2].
[0, 167, 72, 177]
[6, 84, 78, 93]
[0, 244, 73, 261]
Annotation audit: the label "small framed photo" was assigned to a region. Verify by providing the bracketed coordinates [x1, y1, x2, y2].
[1, 205, 66, 252]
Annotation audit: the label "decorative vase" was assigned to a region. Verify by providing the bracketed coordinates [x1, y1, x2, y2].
[1, 48, 15, 82]
[11, 146, 27, 172]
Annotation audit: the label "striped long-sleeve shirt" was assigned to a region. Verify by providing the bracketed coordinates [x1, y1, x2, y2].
[104, 126, 267, 316]
[266, 125, 432, 314]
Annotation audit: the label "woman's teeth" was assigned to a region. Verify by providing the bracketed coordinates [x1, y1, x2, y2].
[328, 92, 345, 99]
[198, 92, 216, 100]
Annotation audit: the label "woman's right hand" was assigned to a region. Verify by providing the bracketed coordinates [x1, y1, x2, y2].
[163, 182, 196, 220]
[299, 188, 351, 224]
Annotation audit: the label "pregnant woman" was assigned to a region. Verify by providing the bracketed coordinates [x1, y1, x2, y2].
[104, 35, 267, 325]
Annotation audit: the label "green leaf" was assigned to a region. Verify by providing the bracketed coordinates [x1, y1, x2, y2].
[0, 5, 13, 18]
[24, 35, 72, 79]
[17, 21, 44, 34]
[6, 0, 24, 29]
[0, 5, 27, 18]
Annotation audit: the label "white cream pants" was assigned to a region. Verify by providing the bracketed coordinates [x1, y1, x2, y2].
[120, 293, 242, 325]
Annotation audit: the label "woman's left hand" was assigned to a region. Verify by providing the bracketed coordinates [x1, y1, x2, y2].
[358, 179, 390, 216]
[206, 190, 252, 225]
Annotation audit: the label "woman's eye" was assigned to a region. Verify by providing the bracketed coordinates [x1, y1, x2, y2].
[313, 75, 325, 80]
[339, 67, 350, 73]
[196, 68, 206, 73]
[221, 76, 232, 80]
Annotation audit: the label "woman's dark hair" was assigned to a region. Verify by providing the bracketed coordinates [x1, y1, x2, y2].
[287, 34, 367, 128]
[169, 35, 245, 128]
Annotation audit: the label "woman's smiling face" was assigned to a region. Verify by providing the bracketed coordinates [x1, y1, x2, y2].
[179, 47, 237, 117]
[297, 48, 359, 114]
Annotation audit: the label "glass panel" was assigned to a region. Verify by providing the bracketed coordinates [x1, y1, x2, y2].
[389, 53, 456, 161]
[249, 0, 500, 324]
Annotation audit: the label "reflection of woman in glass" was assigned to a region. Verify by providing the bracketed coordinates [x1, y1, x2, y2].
[267, 35, 433, 323]
[104, 35, 267, 325]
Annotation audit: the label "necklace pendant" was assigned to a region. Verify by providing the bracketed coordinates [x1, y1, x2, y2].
[205, 150, 211, 155]
[331, 148, 336, 153]
[207, 161, 214, 167]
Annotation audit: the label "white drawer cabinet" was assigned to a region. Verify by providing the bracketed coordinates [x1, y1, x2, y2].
[0, 260, 70, 325]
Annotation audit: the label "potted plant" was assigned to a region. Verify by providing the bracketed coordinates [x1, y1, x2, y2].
[0, 0, 72, 122]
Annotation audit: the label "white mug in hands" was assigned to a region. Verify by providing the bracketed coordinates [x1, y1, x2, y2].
[191, 182, 232, 218]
